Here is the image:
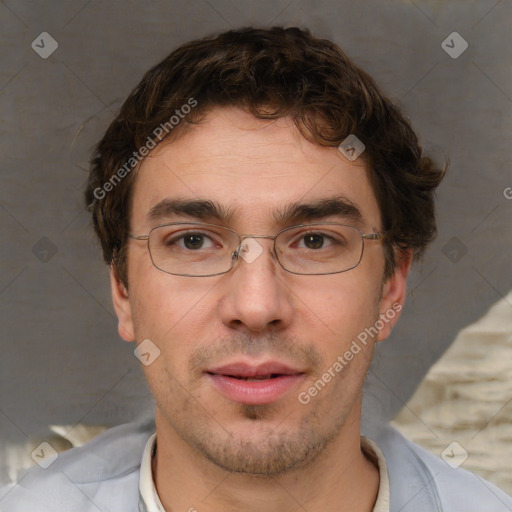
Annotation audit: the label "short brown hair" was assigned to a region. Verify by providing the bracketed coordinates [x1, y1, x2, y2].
[85, 26, 445, 286]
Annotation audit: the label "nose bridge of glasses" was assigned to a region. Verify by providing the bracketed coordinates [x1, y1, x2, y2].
[232, 233, 277, 264]
[239, 233, 276, 243]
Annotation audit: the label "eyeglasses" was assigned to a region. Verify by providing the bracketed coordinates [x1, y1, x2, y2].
[128, 222, 384, 277]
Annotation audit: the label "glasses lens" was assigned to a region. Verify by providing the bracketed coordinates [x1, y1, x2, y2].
[276, 224, 364, 275]
[148, 223, 239, 276]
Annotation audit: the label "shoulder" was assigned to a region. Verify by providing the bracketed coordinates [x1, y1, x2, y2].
[0, 419, 154, 512]
[373, 424, 512, 512]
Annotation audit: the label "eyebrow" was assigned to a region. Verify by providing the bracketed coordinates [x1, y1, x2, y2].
[147, 196, 363, 226]
[272, 196, 363, 225]
[147, 198, 235, 223]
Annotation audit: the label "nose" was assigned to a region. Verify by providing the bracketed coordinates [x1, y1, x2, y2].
[219, 237, 294, 333]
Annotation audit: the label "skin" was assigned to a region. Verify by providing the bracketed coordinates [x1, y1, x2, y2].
[111, 106, 411, 512]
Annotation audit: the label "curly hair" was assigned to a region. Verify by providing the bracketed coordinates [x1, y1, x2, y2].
[85, 26, 445, 286]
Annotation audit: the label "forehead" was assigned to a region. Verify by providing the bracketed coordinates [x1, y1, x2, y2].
[130, 107, 381, 230]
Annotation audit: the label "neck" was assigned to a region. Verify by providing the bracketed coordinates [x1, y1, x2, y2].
[152, 405, 380, 512]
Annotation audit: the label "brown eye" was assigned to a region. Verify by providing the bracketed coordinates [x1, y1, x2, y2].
[162, 231, 218, 250]
[303, 234, 325, 249]
[183, 234, 206, 249]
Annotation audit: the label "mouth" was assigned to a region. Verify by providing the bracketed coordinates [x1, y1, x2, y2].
[216, 374, 285, 381]
[205, 361, 306, 405]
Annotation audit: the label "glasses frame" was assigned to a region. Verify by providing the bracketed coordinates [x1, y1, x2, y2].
[128, 221, 384, 277]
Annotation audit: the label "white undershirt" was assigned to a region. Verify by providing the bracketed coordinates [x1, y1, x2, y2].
[139, 434, 390, 512]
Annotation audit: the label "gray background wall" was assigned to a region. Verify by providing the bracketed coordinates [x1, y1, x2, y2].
[1, 0, 511, 459]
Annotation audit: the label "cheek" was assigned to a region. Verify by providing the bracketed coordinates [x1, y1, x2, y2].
[129, 278, 212, 392]
[294, 272, 381, 336]
[128, 265, 214, 351]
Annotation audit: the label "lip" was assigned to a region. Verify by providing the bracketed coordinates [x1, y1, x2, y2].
[208, 361, 302, 377]
[206, 360, 306, 405]
[207, 374, 306, 405]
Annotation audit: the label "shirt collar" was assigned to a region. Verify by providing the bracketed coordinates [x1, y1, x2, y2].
[139, 433, 390, 512]
[139, 434, 166, 512]
[361, 436, 390, 512]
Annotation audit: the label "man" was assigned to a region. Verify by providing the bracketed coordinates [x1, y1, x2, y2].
[2, 26, 511, 512]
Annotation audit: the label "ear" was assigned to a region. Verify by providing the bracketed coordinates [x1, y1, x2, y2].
[376, 249, 412, 342]
[110, 264, 136, 342]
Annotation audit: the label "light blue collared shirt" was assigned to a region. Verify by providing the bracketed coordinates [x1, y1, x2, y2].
[1, 420, 511, 511]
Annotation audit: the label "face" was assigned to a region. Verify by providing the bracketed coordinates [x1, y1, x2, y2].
[112, 107, 409, 476]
